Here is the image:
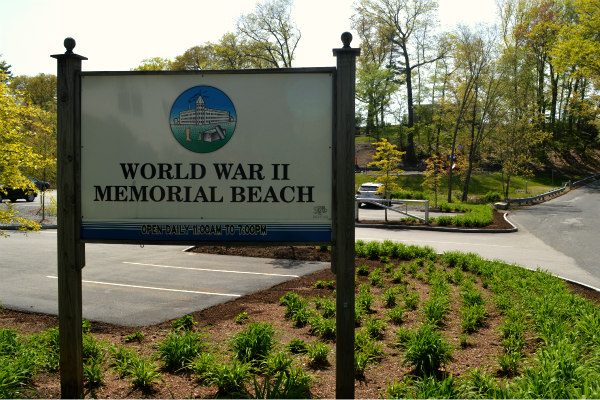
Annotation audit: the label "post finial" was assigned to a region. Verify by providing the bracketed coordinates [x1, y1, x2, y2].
[341, 32, 353, 48]
[64, 37, 76, 54]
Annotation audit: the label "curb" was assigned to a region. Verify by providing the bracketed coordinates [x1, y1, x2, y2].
[356, 211, 518, 233]
[0, 224, 57, 230]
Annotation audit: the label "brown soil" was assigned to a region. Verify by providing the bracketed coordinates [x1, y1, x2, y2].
[2, 245, 599, 399]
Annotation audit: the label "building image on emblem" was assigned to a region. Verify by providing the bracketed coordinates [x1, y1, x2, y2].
[170, 86, 237, 153]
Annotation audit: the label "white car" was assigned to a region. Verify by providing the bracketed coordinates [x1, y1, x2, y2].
[355, 182, 384, 207]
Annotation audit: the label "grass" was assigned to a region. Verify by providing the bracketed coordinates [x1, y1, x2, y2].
[355, 170, 579, 201]
[1, 241, 600, 398]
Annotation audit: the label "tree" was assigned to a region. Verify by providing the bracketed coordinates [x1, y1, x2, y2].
[356, 62, 398, 139]
[353, 0, 443, 164]
[423, 155, 445, 207]
[171, 45, 218, 71]
[133, 57, 173, 71]
[1, 71, 53, 231]
[368, 138, 405, 221]
[0, 56, 12, 82]
[236, 0, 301, 68]
[10, 74, 57, 112]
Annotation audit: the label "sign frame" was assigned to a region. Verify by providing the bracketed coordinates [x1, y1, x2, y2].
[79, 68, 336, 246]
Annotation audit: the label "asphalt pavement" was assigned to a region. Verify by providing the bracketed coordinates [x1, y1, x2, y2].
[1, 182, 599, 326]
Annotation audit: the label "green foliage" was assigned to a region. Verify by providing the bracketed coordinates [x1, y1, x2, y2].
[188, 352, 216, 382]
[402, 323, 453, 376]
[171, 314, 197, 331]
[129, 355, 162, 390]
[230, 322, 276, 364]
[155, 330, 206, 372]
[369, 268, 385, 287]
[307, 341, 330, 367]
[387, 305, 405, 325]
[286, 338, 308, 354]
[124, 331, 144, 343]
[313, 280, 335, 289]
[205, 360, 251, 396]
[308, 315, 336, 341]
[357, 264, 370, 276]
[234, 312, 250, 324]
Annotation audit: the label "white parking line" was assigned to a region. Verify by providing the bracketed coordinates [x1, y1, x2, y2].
[45, 276, 240, 297]
[122, 261, 300, 278]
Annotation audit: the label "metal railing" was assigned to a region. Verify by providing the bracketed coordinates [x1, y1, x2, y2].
[355, 198, 429, 223]
[505, 172, 600, 206]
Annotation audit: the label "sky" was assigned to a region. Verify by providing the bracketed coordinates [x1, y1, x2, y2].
[0, 0, 498, 77]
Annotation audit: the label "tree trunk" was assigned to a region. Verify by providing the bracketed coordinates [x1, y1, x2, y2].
[403, 44, 417, 165]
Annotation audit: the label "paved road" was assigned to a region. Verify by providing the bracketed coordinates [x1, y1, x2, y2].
[356, 181, 600, 291]
[0, 230, 328, 326]
[509, 179, 600, 285]
[2, 181, 598, 326]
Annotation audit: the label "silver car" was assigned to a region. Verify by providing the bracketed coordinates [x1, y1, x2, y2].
[355, 182, 383, 207]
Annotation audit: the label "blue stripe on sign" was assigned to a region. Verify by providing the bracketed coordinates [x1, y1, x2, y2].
[81, 221, 331, 242]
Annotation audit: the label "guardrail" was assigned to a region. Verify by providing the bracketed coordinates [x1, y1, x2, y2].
[355, 198, 429, 223]
[505, 172, 600, 206]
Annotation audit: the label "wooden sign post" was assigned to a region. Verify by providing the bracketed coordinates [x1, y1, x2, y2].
[52, 33, 358, 399]
[52, 38, 86, 399]
[333, 32, 360, 399]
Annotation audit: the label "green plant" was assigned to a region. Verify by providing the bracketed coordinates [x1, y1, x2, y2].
[404, 291, 420, 310]
[461, 304, 488, 333]
[364, 317, 387, 340]
[423, 295, 450, 327]
[382, 287, 399, 308]
[498, 351, 521, 376]
[314, 280, 335, 289]
[356, 284, 375, 312]
[188, 352, 216, 382]
[234, 312, 250, 324]
[357, 264, 370, 276]
[308, 315, 336, 341]
[286, 338, 308, 354]
[205, 360, 251, 396]
[370, 268, 385, 287]
[262, 350, 293, 374]
[387, 305, 405, 325]
[314, 296, 336, 319]
[484, 191, 502, 203]
[83, 357, 104, 388]
[230, 322, 276, 365]
[402, 323, 453, 376]
[307, 341, 329, 367]
[129, 355, 162, 390]
[108, 344, 136, 377]
[171, 314, 197, 331]
[124, 331, 145, 343]
[155, 330, 206, 372]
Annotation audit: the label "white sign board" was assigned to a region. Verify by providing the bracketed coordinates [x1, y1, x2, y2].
[80, 70, 334, 242]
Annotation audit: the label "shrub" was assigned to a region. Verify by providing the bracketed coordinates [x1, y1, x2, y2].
[206, 360, 251, 396]
[484, 191, 503, 203]
[124, 331, 144, 343]
[402, 323, 453, 376]
[307, 341, 330, 367]
[234, 312, 250, 324]
[308, 315, 336, 341]
[357, 264, 370, 276]
[171, 314, 197, 331]
[364, 317, 387, 340]
[230, 322, 276, 365]
[387, 305, 405, 325]
[155, 330, 206, 372]
[286, 338, 308, 354]
[370, 268, 385, 287]
[461, 304, 488, 333]
[188, 352, 216, 382]
[129, 355, 162, 390]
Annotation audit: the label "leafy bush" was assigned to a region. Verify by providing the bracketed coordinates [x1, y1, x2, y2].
[402, 323, 453, 376]
[124, 331, 144, 343]
[171, 314, 197, 331]
[307, 341, 330, 367]
[205, 360, 251, 396]
[357, 264, 370, 276]
[128, 355, 162, 390]
[484, 191, 503, 203]
[370, 268, 385, 287]
[230, 322, 276, 365]
[234, 312, 250, 324]
[155, 330, 206, 372]
[387, 305, 405, 325]
[286, 338, 308, 354]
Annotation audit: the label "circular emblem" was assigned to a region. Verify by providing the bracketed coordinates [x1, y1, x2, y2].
[169, 86, 237, 153]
